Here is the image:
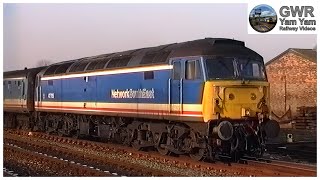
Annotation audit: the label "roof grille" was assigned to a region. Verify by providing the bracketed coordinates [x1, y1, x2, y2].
[106, 56, 131, 68]
[140, 51, 170, 64]
[54, 62, 74, 74]
[69, 60, 91, 73]
[44, 65, 60, 76]
[86, 60, 100, 71]
[94, 58, 111, 70]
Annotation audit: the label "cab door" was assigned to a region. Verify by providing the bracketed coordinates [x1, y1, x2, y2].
[183, 59, 204, 118]
[169, 60, 184, 115]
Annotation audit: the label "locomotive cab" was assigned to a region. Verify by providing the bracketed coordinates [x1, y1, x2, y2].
[201, 56, 280, 157]
[204, 56, 268, 120]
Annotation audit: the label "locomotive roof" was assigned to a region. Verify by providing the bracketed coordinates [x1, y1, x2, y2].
[41, 38, 262, 77]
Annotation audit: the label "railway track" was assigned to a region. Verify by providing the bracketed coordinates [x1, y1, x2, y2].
[4, 143, 110, 176]
[241, 157, 316, 176]
[266, 142, 317, 163]
[3, 168, 19, 177]
[3, 129, 317, 176]
[4, 134, 179, 176]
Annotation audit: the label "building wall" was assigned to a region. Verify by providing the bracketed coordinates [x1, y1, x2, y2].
[266, 52, 316, 118]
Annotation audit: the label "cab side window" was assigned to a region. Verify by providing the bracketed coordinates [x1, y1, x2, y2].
[185, 60, 201, 80]
[173, 61, 182, 80]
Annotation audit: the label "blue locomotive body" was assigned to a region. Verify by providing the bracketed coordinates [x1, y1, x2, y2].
[37, 62, 205, 122]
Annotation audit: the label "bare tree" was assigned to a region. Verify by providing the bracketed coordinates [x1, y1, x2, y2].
[36, 59, 52, 67]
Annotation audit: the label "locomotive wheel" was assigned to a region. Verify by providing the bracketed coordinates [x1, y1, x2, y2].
[131, 140, 143, 151]
[189, 148, 206, 161]
[157, 145, 170, 155]
[231, 150, 243, 162]
[57, 121, 66, 137]
[72, 130, 82, 139]
[251, 145, 264, 158]
[156, 132, 170, 155]
[131, 129, 142, 150]
[246, 135, 264, 158]
[45, 119, 54, 134]
[119, 129, 130, 146]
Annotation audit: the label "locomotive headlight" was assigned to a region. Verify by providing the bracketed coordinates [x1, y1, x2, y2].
[241, 108, 251, 117]
[251, 93, 256, 100]
[228, 93, 235, 100]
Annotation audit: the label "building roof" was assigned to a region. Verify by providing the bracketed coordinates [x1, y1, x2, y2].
[265, 48, 317, 66]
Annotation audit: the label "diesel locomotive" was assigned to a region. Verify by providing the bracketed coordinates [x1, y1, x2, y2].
[3, 38, 280, 161]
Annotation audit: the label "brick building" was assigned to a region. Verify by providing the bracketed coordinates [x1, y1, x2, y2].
[265, 48, 317, 118]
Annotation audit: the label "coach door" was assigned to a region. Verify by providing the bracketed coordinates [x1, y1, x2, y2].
[21, 80, 26, 109]
[169, 60, 184, 116]
[36, 75, 42, 109]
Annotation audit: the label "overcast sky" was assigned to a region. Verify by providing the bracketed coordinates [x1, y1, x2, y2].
[3, 3, 317, 71]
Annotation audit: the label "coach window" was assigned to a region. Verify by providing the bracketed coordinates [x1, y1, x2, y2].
[7, 81, 11, 89]
[173, 61, 182, 80]
[22, 82, 25, 96]
[185, 60, 201, 80]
